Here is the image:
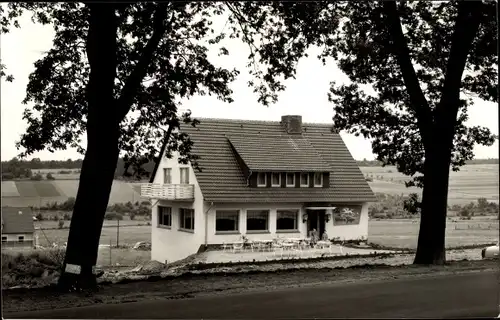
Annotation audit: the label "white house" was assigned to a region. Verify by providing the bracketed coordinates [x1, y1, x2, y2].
[142, 115, 376, 264]
[1, 207, 35, 249]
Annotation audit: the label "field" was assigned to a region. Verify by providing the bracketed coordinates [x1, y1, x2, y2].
[368, 218, 498, 249]
[361, 164, 499, 205]
[1, 179, 145, 207]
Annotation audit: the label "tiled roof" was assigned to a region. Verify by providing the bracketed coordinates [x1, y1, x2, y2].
[1, 207, 35, 234]
[227, 134, 331, 172]
[174, 117, 376, 203]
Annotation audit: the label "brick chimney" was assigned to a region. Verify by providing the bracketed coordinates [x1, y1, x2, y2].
[281, 115, 302, 134]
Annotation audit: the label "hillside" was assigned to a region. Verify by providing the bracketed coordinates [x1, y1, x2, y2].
[2, 180, 145, 207]
[1, 164, 497, 207]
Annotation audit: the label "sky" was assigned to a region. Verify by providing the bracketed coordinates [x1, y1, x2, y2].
[1, 11, 498, 161]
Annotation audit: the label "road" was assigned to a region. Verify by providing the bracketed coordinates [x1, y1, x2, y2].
[6, 271, 499, 319]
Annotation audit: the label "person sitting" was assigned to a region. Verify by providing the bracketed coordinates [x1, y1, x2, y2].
[309, 229, 319, 247]
[321, 231, 329, 241]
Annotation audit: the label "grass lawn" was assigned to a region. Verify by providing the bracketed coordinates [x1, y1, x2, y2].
[368, 218, 498, 249]
[35, 225, 151, 248]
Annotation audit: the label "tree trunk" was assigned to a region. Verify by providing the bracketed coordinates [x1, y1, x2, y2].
[413, 149, 451, 264]
[57, 123, 120, 291]
[58, 4, 118, 292]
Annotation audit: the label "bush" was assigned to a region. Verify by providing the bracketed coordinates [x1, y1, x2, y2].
[46, 173, 55, 180]
[35, 213, 44, 221]
[60, 197, 76, 211]
[105, 212, 124, 220]
[63, 212, 71, 221]
[365, 177, 373, 182]
[58, 170, 72, 174]
[129, 212, 136, 220]
[58, 220, 65, 229]
[30, 173, 43, 181]
[52, 215, 59, 221]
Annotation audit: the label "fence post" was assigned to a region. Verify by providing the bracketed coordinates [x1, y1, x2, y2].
[109, 238, 112, 266]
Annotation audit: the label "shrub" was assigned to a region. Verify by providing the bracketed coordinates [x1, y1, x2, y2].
[35, 213, 44, 221]
[30, 173, 43, 181]
[105, 212, 124, 220]
[129, 212, 136, 220]
[52, 215, 59, 221]
[46, 173, 55, 180]
[58, 170, 72, 174]
[63, 212, 71, 221]
[58, 220, 65, 229]
[140, 200, 151, 206]
[365, 177, 373, 182]
[60, 197, 76, 211]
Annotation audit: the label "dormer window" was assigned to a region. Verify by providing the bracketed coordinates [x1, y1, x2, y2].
[257, 172, 267, 187]
[300, 173, 309, 187]
[286, 173, 295, 187]
[271, 173, 281, 187]
[314, 172, 323, 187]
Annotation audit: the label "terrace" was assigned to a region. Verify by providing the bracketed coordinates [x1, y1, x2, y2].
[140, 183, 194, 201]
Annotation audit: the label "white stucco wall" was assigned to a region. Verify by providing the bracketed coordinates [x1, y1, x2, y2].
[150, 151, 205, 264]
[1, 233, 33, 242]
[206, 202, 306, 244]
[324, 202, 370, 241]
[206, 202, 370, 244]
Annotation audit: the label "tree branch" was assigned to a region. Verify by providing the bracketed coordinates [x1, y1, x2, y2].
[434, 1, 484, 123]
[115, 3, 172, 121]
[382, 1, 433, 145]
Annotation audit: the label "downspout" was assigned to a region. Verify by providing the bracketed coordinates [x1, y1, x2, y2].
[247, 169, 253, 187]
[204, 201, 214, 247]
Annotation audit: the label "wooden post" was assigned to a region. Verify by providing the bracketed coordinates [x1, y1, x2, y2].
[116, 218, 120, 248]
[109, 238, 112, 266]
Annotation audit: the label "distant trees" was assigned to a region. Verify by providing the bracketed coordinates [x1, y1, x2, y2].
[46, 173, 55, 180]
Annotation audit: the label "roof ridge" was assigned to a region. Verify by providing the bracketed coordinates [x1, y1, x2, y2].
[192, 117, 335, 127]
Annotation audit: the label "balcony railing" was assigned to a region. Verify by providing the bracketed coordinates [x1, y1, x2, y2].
[141, 183, 195, 201]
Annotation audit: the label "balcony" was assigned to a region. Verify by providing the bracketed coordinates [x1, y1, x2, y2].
[140, 183, 194, 201]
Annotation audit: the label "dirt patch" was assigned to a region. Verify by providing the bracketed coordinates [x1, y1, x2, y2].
[2, 259, 497, 314]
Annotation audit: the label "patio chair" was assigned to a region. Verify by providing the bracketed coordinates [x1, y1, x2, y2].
[232, 242, 244, 253]
[272, 241, 284, 257]
[221, 241, 231, 252]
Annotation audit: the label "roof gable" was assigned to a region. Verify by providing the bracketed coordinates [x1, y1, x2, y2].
[1, 207, 35, 234]
[227, 134, 331, 172]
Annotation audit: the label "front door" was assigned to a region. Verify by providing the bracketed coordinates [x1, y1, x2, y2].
[307, 209, 326, 237]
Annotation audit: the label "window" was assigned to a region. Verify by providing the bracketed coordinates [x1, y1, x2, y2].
[163, 168, 172, 184]
[247, 210, 269, 231]
[300, 173, 309, 187]
[257, 172, 267, 187]
[314, 172, 323, 187]
[286, 173, 295, 187]
[216, 210, 239, 232]
[180, 168, 190, 184]
[276, 210, 299, 230]
[179, 208, 195, 230]
[17, 235, 25, 243]
[271, 173, 281, 187]
[1, 236, 7, 243]
[158, 206, 172, 227]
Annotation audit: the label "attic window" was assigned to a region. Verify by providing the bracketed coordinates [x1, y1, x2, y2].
[314, 172, 323, 187]
[271, 173, 281, 187]
[286, 173, 295, 187]
[300, 173, 309, 187]
[257, 172, 267, 187]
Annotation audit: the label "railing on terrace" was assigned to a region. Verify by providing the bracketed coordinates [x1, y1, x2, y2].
[140, 183, 194, 201]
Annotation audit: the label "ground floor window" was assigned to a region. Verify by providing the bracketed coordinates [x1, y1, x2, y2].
[215, 210, 239, 232]
[1, 236, 7, 243]
[158, 206, 172, 227]
[276, 210, 299, 230]
[246, 210, 269, 231]
[17, 235, 25, 243]
[179, 208, 195, 230]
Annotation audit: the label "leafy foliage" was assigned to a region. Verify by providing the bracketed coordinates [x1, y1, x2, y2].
[229, 1, 498, 188]
[1, 2, 241, 174]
